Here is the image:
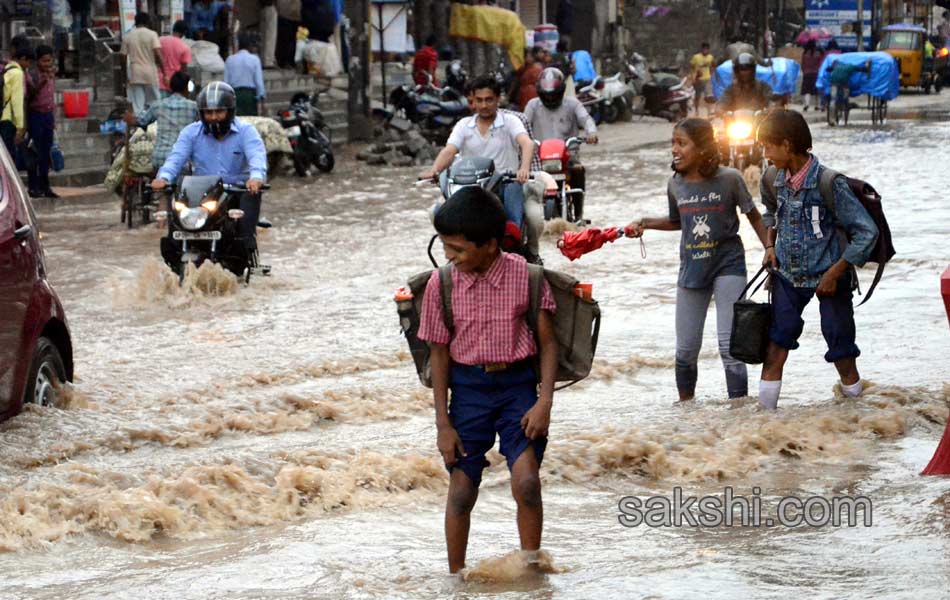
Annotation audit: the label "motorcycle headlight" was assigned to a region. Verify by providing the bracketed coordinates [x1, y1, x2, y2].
[541, 159, 563, 173]
[179, 207, 209, 231]
[727, 120, 754, 141]
[201, 199, 219, 213]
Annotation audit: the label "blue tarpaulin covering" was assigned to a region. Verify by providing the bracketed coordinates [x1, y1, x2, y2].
[815, 51, 900, 100]
[711, 57, 802, 99]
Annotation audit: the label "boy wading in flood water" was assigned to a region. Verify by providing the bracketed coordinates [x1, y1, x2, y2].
[625, 118, 770, 401]
[757, 110, 878, 409]
[417, 187, 558, 573]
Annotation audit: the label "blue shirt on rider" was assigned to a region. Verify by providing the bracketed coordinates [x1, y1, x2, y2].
[761, 155, 878, 288]
[157, 118, 268, 185]
[571, 50, 596, 84]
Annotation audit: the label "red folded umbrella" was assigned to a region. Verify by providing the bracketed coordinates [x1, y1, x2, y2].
[557, 227, 625, 261]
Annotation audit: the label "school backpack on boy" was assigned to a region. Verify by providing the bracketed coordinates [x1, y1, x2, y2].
[397, 263, 601, 390]
[763, 165, 895, 306]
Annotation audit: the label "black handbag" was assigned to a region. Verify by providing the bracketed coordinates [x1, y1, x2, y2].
[729, 266, 772, 365]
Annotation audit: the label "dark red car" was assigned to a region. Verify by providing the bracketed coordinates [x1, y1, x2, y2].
[0, 142, 73, 420]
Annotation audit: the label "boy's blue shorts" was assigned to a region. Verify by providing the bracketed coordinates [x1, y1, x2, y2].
[769, 272, 861, 363]
[448, 361, 545, 488]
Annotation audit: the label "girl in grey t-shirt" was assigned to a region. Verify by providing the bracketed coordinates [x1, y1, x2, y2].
[625, 118, 770, 401]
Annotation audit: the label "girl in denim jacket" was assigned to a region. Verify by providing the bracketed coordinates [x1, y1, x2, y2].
[757, 110, 878, 410]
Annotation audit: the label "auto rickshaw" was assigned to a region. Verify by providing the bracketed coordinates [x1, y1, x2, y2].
[879, 24, 942, 93]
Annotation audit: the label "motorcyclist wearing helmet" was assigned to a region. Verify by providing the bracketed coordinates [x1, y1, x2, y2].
[523, 67, 598, 218]
[717, 52, 772, 113]
[152, 81, 267, 255]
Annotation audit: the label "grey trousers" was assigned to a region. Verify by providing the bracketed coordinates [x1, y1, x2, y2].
[675, 275, 749, 398]
[128, 83, 160, 115]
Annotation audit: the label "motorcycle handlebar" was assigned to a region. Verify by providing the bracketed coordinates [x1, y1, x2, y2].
[222, 183, 271, 193]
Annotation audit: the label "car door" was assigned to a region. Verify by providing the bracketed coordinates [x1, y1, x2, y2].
[0, 144, 36, 413]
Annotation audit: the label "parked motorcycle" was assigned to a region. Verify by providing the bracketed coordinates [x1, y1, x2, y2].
[158, 176, 271, 283]
[388, 83, 470, 145]
[625, 53, 693, 121]
[538, 136, 587, 223]
[717, 109, 764, 172]
[280, 92, 334, 176]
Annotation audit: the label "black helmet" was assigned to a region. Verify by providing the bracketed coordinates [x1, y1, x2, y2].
[734, 52, 756, 72]
[197, 81, 237, 137]
[536, 67, 566, 109]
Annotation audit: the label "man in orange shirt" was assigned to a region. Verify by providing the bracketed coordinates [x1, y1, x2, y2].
[413, 35, 439, 86]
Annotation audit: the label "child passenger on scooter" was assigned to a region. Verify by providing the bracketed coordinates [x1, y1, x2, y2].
[625, 118, 770, 401]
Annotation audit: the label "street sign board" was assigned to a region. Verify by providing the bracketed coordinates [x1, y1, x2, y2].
[805, 0, 872, 50]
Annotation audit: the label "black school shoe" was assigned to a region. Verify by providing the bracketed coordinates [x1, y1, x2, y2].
[29, 189, 44, 198]
[43, 189, 60, 199]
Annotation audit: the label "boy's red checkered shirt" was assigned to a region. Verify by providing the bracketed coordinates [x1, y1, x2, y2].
[417, 252, 556, 366]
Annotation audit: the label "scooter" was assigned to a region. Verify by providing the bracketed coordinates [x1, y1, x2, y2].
[626, 53, 693, 121]
[537, 136, 588, 223]
[280, 92, 334, 176]
[158, 176, 271, 283]
[577, 77, 607, 124]
[600, 73, 631, 123]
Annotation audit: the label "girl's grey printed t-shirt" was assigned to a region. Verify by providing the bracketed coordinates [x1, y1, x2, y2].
[668, 167, 756, 289]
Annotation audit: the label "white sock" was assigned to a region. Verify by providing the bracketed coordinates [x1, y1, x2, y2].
[804, 93, 812, 108]
[841, 379, 864, 398]
[759, 380, 782, 410]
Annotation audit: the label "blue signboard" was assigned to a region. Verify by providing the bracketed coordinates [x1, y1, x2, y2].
[805, 0, 872, 51]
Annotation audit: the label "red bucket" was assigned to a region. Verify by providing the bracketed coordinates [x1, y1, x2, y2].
[62, 89, 90, 118]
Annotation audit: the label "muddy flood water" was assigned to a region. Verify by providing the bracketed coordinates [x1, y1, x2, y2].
[1, 120, 948, 599]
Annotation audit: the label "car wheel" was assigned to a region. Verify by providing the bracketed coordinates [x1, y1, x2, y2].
[23, 337, 66, 408]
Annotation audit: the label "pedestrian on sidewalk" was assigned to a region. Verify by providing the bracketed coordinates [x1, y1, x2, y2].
[413, 35, 439, 86]
[275, 0, 302, 69]
[260, 0, 278, 69]
[159, 21, 192, 99]
[417, 186, 558, 574]
[25, 45, 58, 198]
[190, 0, 230, 58]
[224, 34, 266, 116]
[625, 118, 770, 401]
[800, 40, 824, 112]
[757, 110, 878, 410]
[1, 45, 33, 158]
[689, 42, 714, 116]
[121, 13, 165, 115]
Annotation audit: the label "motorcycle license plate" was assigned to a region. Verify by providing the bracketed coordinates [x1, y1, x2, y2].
[173, 231, 222, 241]
[551, 173, 566, 181]
[286, 125, 301, 137]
